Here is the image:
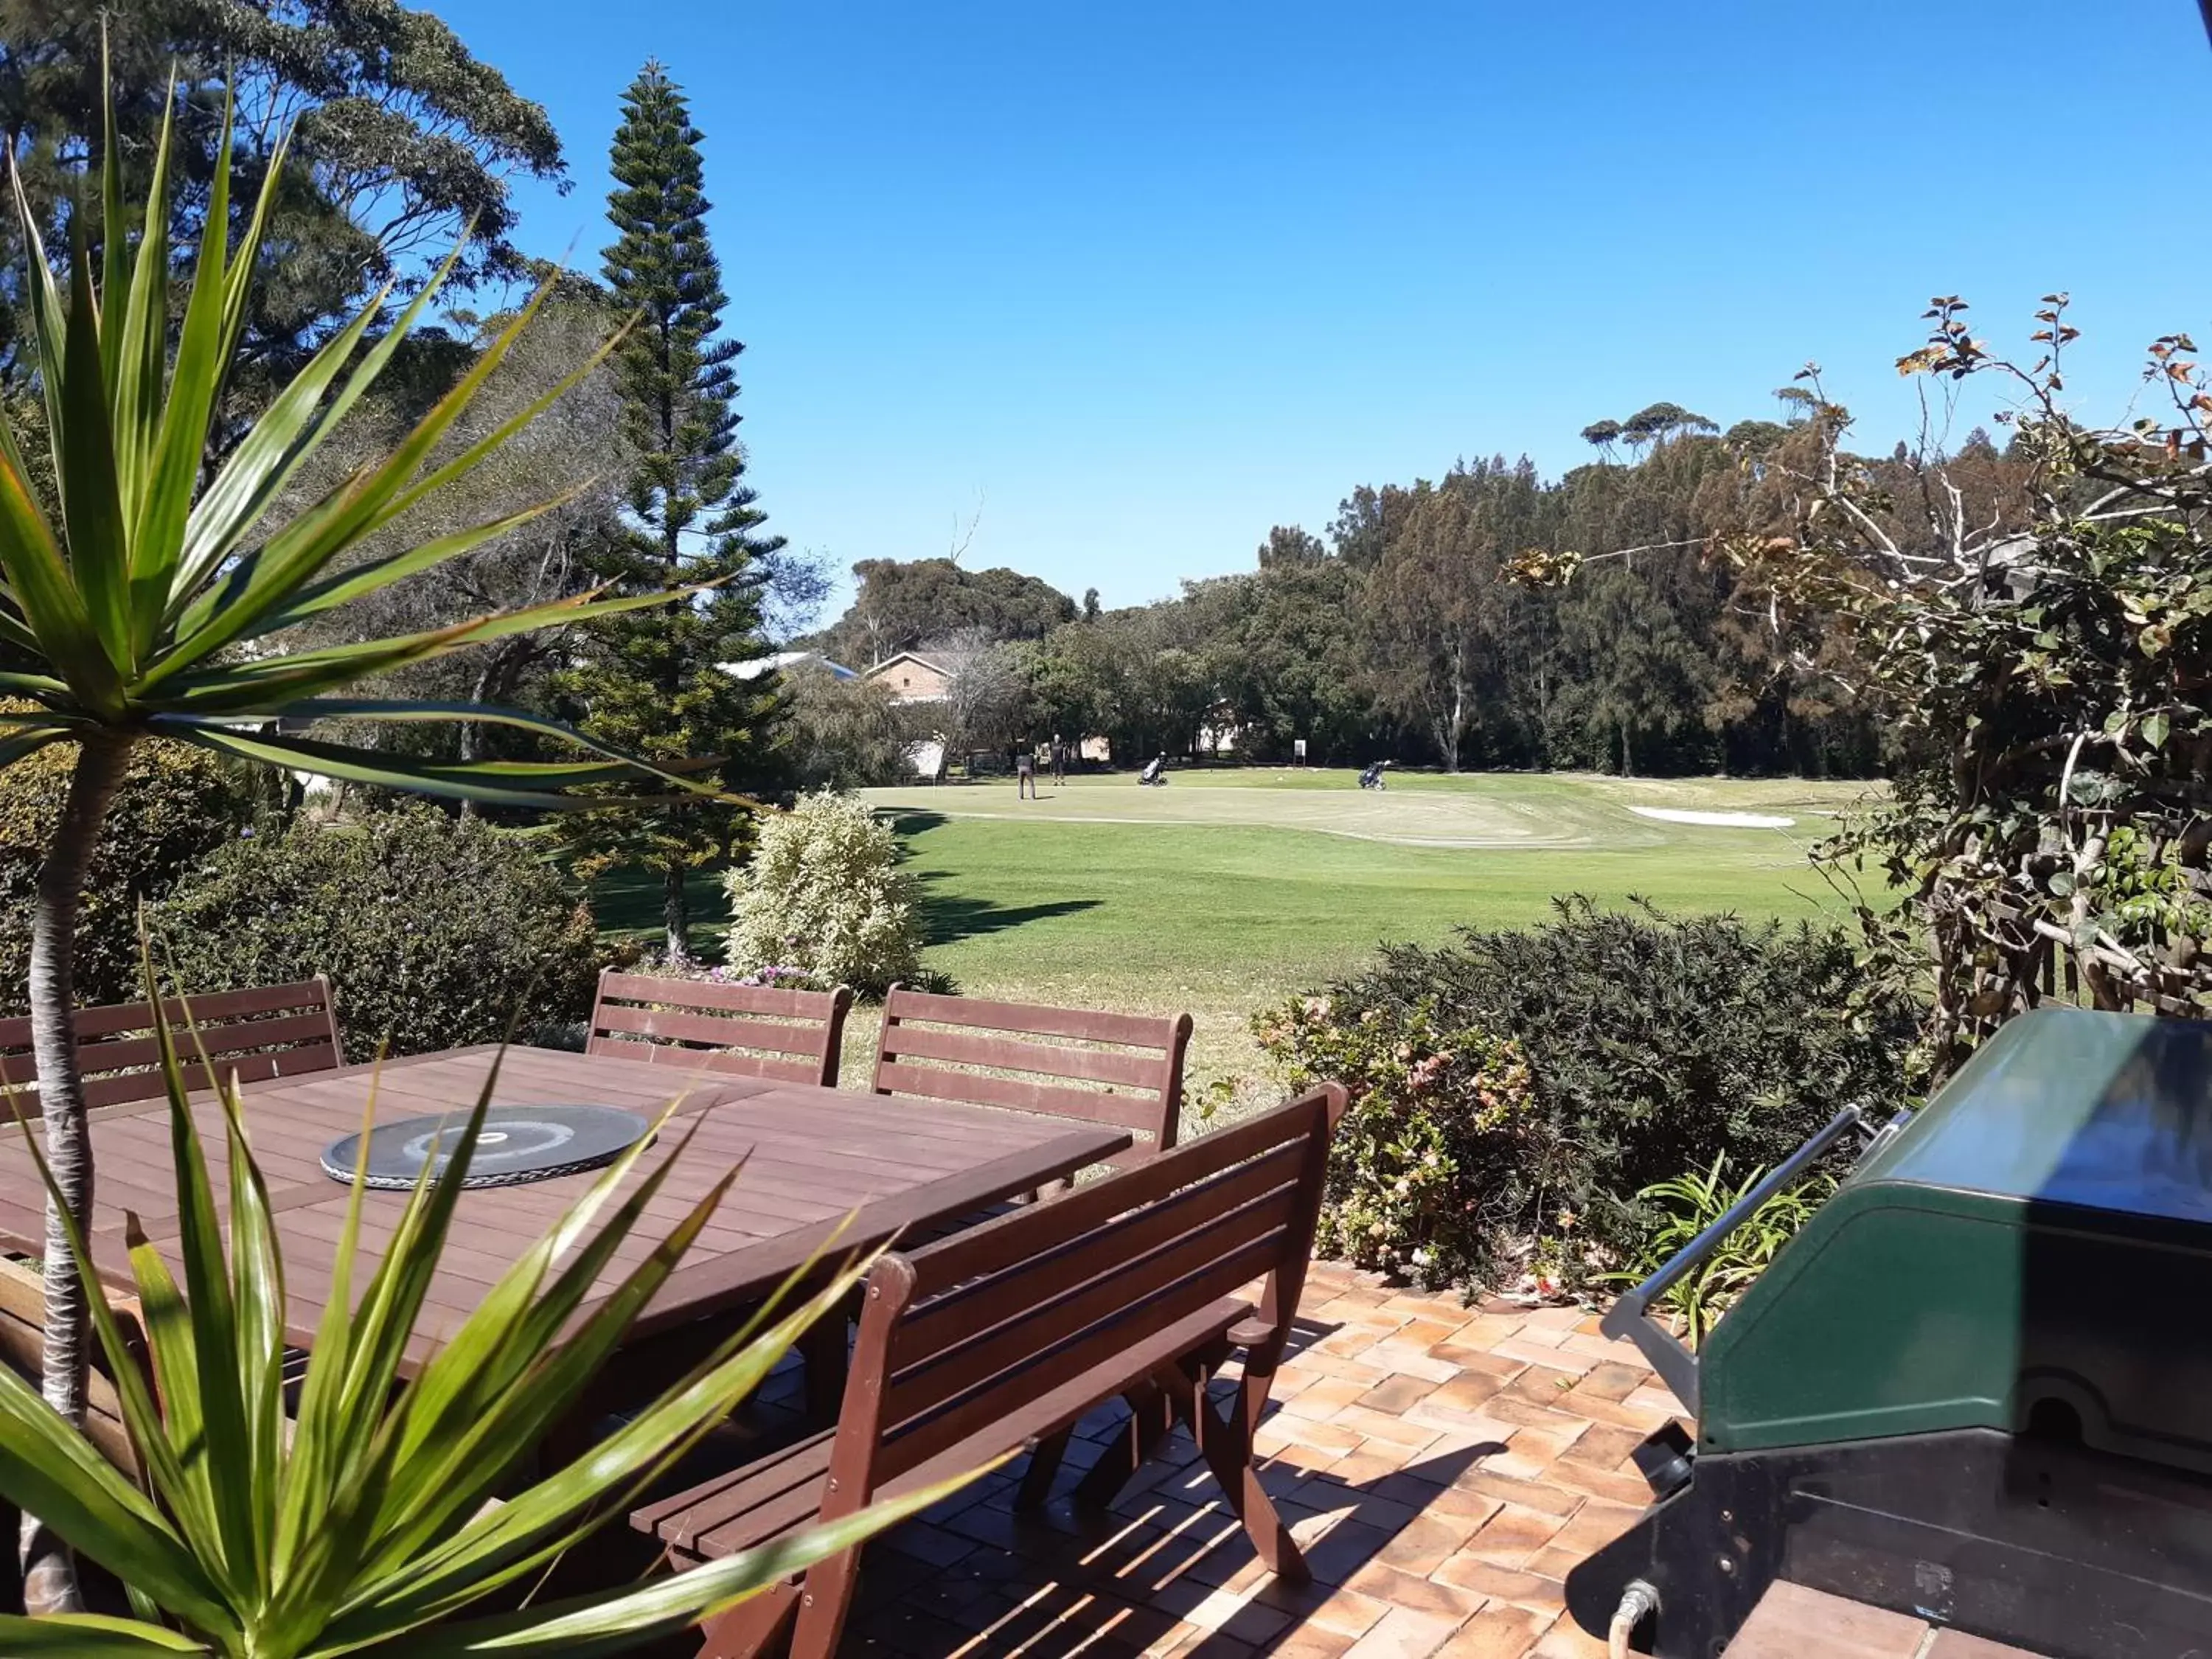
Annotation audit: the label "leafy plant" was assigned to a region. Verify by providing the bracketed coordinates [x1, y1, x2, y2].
[1604, 1153, 1834, 1348]
[153, 804, 601, 1060]
[0, 737, 256, 1016]
[1258, 898, 1911, 1291]
[0, 64, 712, 1593]
[0, 956, 970, 1652]
[1728, 297, 2212, 1074]
[723, 793, 922, 995]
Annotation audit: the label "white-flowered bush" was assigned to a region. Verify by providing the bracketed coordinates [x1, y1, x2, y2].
[723, 792, 923, 995]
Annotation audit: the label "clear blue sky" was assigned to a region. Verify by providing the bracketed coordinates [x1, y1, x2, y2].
[436, 0, 2208, 620]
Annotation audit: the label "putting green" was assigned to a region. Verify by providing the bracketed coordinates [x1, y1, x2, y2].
[862, 769, 1866, 852]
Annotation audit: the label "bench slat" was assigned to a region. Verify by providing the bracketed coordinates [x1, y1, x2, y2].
[597, 972, 833, 1021]
[879, 1023, 1161, 1089]
[590, 1003, 824, 1057]
[873, 1060, 1169, 1136]
[881, 988, 1179, 1049]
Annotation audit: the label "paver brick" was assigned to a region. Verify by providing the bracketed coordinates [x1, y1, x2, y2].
[1340, 1605, 1467, 1659]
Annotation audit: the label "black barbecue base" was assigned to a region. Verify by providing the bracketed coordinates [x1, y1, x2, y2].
[1565, 1425, 2212, 1658]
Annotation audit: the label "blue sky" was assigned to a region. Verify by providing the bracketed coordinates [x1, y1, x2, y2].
[437, 0, 2209, 619]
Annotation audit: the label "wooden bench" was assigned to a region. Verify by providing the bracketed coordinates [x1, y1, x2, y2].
[872, 987, 1193, 1169]
[633, 1080, 1349, 1659]
[0, 978, 344, 1114]
[589, 971, 855, 1088]
[0, 1256, 153, 1478]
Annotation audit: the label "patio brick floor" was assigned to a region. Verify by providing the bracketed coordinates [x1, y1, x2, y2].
[813, 1259, 1680, 1659]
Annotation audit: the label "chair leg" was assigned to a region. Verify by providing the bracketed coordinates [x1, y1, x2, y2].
[695, 1578, 798, 1659]
[787, 1546, 864, 1659]
[1162, 1355, 1308, 1585]
[1073, 1384, 1174, 1508]
[1016, 1427, 1071, 1510]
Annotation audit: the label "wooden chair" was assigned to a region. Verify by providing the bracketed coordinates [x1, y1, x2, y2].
[588, 971, 855, 1088]
[0, 979, 344, 1116]
[0, 1256, 154, 1478]
[632, 1081, 1350, 1659]
[872, 987, 1193, 1169]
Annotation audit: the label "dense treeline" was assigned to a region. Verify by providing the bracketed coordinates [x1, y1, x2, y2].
[810, 403, 2033, 777]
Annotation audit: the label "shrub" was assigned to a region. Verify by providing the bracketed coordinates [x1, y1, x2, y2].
[1257, 896, 1913, 1292]
[153, 804, 599, 1059]
[0, 737, 258, 1015]
[723, 792, 922, 995]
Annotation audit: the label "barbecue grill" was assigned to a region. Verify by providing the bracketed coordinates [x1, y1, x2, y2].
[1566, 1005, 2212, 1658]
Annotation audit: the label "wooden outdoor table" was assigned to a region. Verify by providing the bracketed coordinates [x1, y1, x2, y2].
[0, 1044, 1132, 1376]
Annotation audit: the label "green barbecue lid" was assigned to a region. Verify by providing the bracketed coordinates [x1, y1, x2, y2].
[1856, 1005, 2212, 1225]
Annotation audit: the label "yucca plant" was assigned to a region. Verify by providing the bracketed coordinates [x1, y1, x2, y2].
[0, 66, 723, 1604]
[0, 953, 965, 1652]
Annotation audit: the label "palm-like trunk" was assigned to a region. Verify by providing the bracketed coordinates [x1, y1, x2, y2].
[19, 734, 133, 1615]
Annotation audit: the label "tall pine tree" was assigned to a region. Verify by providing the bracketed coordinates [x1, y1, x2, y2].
[558, 60, 781, 958]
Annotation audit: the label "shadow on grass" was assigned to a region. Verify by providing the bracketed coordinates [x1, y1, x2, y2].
[918, 888, 1102, 947]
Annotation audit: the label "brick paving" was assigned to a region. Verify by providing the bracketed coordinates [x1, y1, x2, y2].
[821, 1260, 1679, 1659]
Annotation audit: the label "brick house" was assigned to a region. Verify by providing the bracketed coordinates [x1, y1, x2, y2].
[863, 650, 953, 703]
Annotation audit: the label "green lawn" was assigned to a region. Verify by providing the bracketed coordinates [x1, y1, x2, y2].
[855, 769, 1879, 1094]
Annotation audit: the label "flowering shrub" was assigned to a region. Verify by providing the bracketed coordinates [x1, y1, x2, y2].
[1256, 994, 1540, 1288]
[723, 792, 923, 995]
[630, 954, 827, 993]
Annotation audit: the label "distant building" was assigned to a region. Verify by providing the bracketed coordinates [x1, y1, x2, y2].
[720, 650, 857, 682]
[863, 651, 953, 703]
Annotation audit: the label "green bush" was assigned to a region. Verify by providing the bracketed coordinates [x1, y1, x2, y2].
[1601, 1155, 1836, 1348]
[723, 792, 922, 995]
[1257, 896, 1913, 1291]
[153, 804, 599, 1060]
[0, 737, 258, 1015]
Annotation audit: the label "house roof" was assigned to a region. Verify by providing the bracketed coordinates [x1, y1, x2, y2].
[863, 651, 950, 678]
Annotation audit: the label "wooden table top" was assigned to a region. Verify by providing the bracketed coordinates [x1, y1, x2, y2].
[0, 1044, 1131, 1370]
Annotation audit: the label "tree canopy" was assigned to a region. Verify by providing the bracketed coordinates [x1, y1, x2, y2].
[812, 557, 1076, 667]
[0, 0, 566, 392]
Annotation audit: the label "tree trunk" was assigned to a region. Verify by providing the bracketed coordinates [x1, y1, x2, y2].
[663, 866, 690, 964]
[20, 734, 133, 1614]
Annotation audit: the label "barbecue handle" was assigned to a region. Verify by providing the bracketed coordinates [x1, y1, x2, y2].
[1599, 1103, 1870, 1416]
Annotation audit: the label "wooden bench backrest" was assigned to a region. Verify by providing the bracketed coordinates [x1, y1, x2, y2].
[871, 987, 1193, 1168]
[0, 1256, 153, 1478]
[835, 1082, 1346, 1500]
[0, 979, 344, 1118]
[588, 970, 855, 1088]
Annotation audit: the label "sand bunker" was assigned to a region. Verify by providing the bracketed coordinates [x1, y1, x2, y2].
[1629, 806, 1795, 829]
